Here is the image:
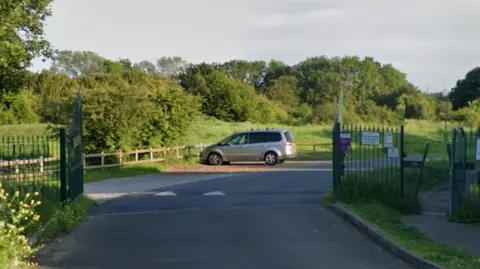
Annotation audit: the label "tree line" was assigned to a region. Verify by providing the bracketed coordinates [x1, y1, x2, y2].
[1, 0, 479, 153]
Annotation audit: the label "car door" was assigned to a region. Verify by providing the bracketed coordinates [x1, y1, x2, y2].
[245, 132, 268, 161]
[223, 132, 248, 161]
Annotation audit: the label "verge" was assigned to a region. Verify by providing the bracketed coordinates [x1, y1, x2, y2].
[330, 203, 446, 269]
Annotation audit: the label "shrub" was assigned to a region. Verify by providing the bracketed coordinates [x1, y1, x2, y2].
[0, 184, 42, 269]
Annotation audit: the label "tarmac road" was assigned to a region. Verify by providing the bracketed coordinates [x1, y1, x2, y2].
[38, 162, 412, 269]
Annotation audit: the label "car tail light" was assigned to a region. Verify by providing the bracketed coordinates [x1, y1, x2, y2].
[285, 142, 296, 147]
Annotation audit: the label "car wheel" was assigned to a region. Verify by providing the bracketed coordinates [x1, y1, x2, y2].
[264, 151, 278, 166]
[207, 152, 223, 166]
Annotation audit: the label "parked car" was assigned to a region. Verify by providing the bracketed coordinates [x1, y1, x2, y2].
[199, 129, 297, 165]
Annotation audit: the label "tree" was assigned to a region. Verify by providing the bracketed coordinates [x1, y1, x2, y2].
[0, 0, 54, 92]
[156, 56, 187, 78]
[133, 60, 157, 74]
[261, 60, 293, 92]
[50, 50, 106, 77]
[264, 75, 300, 109]
[218, 60, 266, 89]
[448, 67, 480, 110]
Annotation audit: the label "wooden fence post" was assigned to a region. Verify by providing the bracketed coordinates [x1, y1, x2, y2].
[176, 146, 180, 159]
[39, 156, 44, 173]
[82, 153, 86, 174]
[150, 148, 153, 160]
[135, 150, 139, 162]
[101, 152, 105, 170]
[119, 152, 124, 167]
[15, 160, 19, 183]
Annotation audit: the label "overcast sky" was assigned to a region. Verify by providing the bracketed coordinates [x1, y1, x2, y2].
[31, 0, 480, 92]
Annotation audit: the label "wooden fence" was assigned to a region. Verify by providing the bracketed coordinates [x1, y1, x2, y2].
[0, 142, 329, 174]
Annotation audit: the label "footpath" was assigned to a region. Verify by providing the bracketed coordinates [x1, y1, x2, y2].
[402, 170, 480, 256]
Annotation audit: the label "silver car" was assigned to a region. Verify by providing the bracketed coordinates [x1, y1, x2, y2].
[199, 129, 297, 166]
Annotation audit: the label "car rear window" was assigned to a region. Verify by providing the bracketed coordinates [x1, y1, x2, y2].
[283, 131, 295, 142]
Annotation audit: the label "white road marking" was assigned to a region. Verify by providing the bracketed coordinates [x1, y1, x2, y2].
[154, 191, 177, 196]
[202, 191, 226, 196]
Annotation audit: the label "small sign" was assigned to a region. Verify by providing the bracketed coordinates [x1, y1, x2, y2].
[384, 132, 393, 148]
[387, 147, 399, 158]
[340, 132, 352, 153]
[362, 132, 380, 146]
[476, 139, 480, 161]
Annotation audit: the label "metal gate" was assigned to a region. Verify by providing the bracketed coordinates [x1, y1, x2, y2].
[449, 127, 479, 215]
[60, 90, 84, 202]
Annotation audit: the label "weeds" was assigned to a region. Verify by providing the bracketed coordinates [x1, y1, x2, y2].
[0, 184, 42, 269]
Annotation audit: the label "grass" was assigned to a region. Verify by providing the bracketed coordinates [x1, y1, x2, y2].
[84, 158, 200, 183]
[0, 118, 455, 162]
[331, 153, 480, 268]
[335, 158, 450, 214]
[0, 118, 458, 183]
[183, 117, 453, 159]
[0, 124, 53, 137]
[343, 202, 480, 269]
[36, 196, 97, 244]
[85, 163, 166, 183]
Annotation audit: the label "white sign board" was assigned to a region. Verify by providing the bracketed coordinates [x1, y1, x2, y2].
[384, 132, 394, 148]
[362, 132, 380, 146]
[476, 139, 480, 161]
[388, 147, 399, 158]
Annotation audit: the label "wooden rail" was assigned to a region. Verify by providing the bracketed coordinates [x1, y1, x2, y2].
[0, 142, 330, 174]
[83, 142, 329, 170]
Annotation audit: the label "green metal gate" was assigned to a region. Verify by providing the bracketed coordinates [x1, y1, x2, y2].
[449, 127, 479, 215]
[60, 90, 84, 202]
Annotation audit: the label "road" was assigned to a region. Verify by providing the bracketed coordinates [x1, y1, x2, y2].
[38, 162, 411, 269]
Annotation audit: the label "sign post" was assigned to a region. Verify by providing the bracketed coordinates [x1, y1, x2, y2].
[476, 139, 480, 161]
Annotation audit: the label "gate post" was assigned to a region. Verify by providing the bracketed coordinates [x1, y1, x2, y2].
[60, 128, 68, 202]
[333, 122, 341, 191]
[449, 129, 457, 216]
[400, 125, 405, 199]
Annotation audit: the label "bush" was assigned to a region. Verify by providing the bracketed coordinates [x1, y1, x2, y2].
[355, 100, 399, 124]
[0, 184, 42, 269]
[81, 74, 200, 153]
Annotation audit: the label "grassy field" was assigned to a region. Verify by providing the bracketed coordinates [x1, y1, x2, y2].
[0, 118, 455, 158]
[183, 117, 454, 160]
[0, 118, 458, 182]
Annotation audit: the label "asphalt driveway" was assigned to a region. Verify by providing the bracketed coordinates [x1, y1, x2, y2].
[38, 164, 411, 269]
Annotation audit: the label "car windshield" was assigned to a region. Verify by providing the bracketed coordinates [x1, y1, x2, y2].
[218, 135, 232, 145]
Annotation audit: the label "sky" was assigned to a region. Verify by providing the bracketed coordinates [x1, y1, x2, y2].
[31, 0, 480, 92]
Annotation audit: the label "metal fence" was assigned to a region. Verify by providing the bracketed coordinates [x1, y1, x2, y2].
[449, 127, 480, 215]
[0, 90, 85, 205]
[0, 135, 61, 202]
[332, 122, 407, 200]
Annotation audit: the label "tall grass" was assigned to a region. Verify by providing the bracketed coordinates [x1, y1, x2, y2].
[0, 124, 51, 137]
[334, 159, 450, 214]
[0, 118, 457, 160]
